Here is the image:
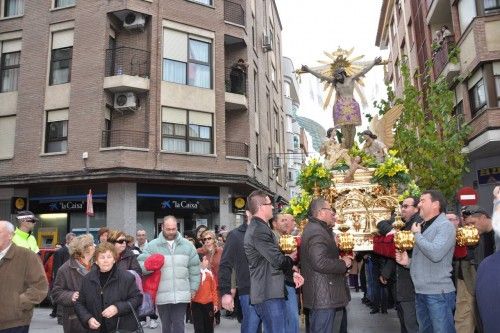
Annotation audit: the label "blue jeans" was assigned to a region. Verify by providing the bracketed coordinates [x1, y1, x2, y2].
[253, 298, 286, 333]
[310, 308, 336, 333]
[415, 292, 456, 333]
[239, 294, 262, 333]
[285, 285, 300, 333]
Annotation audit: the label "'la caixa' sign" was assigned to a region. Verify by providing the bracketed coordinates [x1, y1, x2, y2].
[477, 167, 500, 185]
[48, 201, 84, 212]
[161, 200, 200, 210]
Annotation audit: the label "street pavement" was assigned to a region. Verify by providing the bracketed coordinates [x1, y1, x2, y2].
[30, 291, 400, 332]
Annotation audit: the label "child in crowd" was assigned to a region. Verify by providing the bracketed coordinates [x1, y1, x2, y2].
[191, 254, 219, 333]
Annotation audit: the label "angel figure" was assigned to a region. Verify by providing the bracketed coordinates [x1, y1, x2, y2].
[343, 156, 369, 183]
[361, 130, 388, 163]
[320, 128, 352, 169]
[299, 48, 381, 149]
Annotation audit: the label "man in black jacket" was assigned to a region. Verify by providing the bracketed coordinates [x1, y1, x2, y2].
[244, 190, 303, 333]
[394, 196, 420, 333]
[301, 198, 352, 333]
[50, 232, 76, 320]
[219, 210, 262, 333]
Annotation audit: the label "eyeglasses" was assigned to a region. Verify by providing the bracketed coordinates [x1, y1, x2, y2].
[203, 237, 213, 242]
[401, 204, 415, 209]
[114, 239, 127, 244]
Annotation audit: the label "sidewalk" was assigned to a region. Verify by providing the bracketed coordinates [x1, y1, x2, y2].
[29, 291, 400, 332]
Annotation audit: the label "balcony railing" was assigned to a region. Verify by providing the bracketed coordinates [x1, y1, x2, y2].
[101, 130, 149, 149]
[105, 47, 150, 78]
[224, 0, 245, 26]
[225, 66, 247, 96]
[225, 140, 249, 158]
[433, 36, 455, 76]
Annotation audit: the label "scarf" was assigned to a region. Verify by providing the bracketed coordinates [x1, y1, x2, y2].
[201, 268, 212, 282]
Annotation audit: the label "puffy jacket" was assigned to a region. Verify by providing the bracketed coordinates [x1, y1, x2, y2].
[137, 232, 200, 305]
[300, 217, 349, 310]
[74, 265, 142, 332]
[243, 217, 293, 305]
[143, 254, 164, 304]
[51, 258, 90, 333]
[117, 247, 142, 276]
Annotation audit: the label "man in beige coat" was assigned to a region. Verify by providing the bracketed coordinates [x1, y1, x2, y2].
[0, 220, 48, 333]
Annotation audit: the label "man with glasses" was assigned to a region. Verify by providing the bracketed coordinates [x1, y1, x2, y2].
[244, 190, 303, 333]
[455, 205, 495, 333]
[392, 196, 421, 333]
[12, 211, 39, 253]
[301, 198, 352, 333]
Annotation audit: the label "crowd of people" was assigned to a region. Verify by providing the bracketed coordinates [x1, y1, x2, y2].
[1, 185, 500, 333]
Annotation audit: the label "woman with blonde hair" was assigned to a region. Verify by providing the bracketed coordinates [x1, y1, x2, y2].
[107, 230, 142, 276]
[197, 229, 223, 325]
[51, 234, 96, 333]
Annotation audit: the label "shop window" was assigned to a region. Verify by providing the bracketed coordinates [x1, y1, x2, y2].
[469, 79, 486, 118]
[45, 109, 68, 153]
[50, 47, 72, 85]
[54, 0, 75, 8]
[161, 108, 213, 154]
[163, 29, 212, 89]
[0, 51, 20, 92]
[2, 0, 24, 17]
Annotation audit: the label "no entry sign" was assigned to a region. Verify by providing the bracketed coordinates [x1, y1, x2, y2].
[457, 187, 479, 206]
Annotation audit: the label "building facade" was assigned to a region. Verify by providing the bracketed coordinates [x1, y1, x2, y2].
[0, 0, 288, 242]
[376, 0, 500, 211]
[282, 56, 305, 199]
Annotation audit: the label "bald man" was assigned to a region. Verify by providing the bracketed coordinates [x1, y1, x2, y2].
[0, 220, 48, 333]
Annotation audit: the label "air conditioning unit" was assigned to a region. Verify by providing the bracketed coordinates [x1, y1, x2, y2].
[272, 156, 281, 170]
[123, 12, 146, 31]
[262, 33, 273, 52]
[114, 92, 138, 110]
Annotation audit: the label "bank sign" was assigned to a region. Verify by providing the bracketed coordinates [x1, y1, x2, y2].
[477, 167, 500, 185]
[49, 201, 84, 211]
[161, 200, 200, 210]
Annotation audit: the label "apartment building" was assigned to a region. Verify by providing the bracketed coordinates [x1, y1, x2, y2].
[0, 0, 288, 242]
[282, 56, 305, 199]
[376, 0, 500, 210]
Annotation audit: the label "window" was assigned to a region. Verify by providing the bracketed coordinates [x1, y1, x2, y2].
[0, 51, 20, 92]
[191, 0, 212, 5]
[161, 108, 213, 154]
[458, 0, 477, 33]
[163, 29, 212, 89]
[253, 70, 259, 112]
[54, 0, 75, 8]
[0, 115, 16, 159]
[3, 0, 24, 17]
[469, 79, 486, 117]
[453, 101, 464, 130]
[255, 133, 260, 166]
[484, 0, 500, 11]
[271, 63, 276, 85]
[252, 16, 256, 48]
[45, 110, 68, 153]
[274, 109, 279, 144]
[50, 47, 72, 85]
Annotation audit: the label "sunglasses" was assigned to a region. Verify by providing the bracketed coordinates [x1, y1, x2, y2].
[401, 204, 415, 208]
[203, 237, 213, 242]
[114, 239, 127, 244]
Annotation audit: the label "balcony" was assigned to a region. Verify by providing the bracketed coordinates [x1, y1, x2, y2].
[225, 140, 249, 158]
[103, 47, 150, 93]
[433, 36, 460, 82]
[101, 130, 149, 149]
[225, 66, 248, 111]
[224, 0, 245, 27]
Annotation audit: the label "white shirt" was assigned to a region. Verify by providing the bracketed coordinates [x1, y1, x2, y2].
[166, 240, 175, 252]
[0, 243, 12, 261]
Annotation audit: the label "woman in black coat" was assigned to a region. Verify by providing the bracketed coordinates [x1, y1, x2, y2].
[108, 230, 142, 276]
[75, 242, 142, 333]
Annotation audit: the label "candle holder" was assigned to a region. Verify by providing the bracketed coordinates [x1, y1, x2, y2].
[456, 225, 480, 247]
[392, 212, 415, 251]
[279, 235, 299, 254]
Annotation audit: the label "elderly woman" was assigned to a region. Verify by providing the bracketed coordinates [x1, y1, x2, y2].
[107, 230, 142, 276]
[51, 234, 96, 333]
[75, 242, 142, 333]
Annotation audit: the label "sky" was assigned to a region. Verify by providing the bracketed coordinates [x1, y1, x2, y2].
[275, 0, 389, 146]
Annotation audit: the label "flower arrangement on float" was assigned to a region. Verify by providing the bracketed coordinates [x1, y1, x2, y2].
[282, 191, 312, 222]
[296, 158, 333, 194]
[371, 150, 411, 188]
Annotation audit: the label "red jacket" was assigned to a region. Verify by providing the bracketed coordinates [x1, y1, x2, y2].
[373, 234, 396, 259]
[142, 254, 164, 304]
[192, 270, 219, 307]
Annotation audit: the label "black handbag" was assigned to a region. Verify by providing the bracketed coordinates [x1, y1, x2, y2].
[114, 301, 145, 333]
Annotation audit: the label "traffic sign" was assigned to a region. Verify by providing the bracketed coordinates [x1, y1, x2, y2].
[457, 187, 478, 206]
